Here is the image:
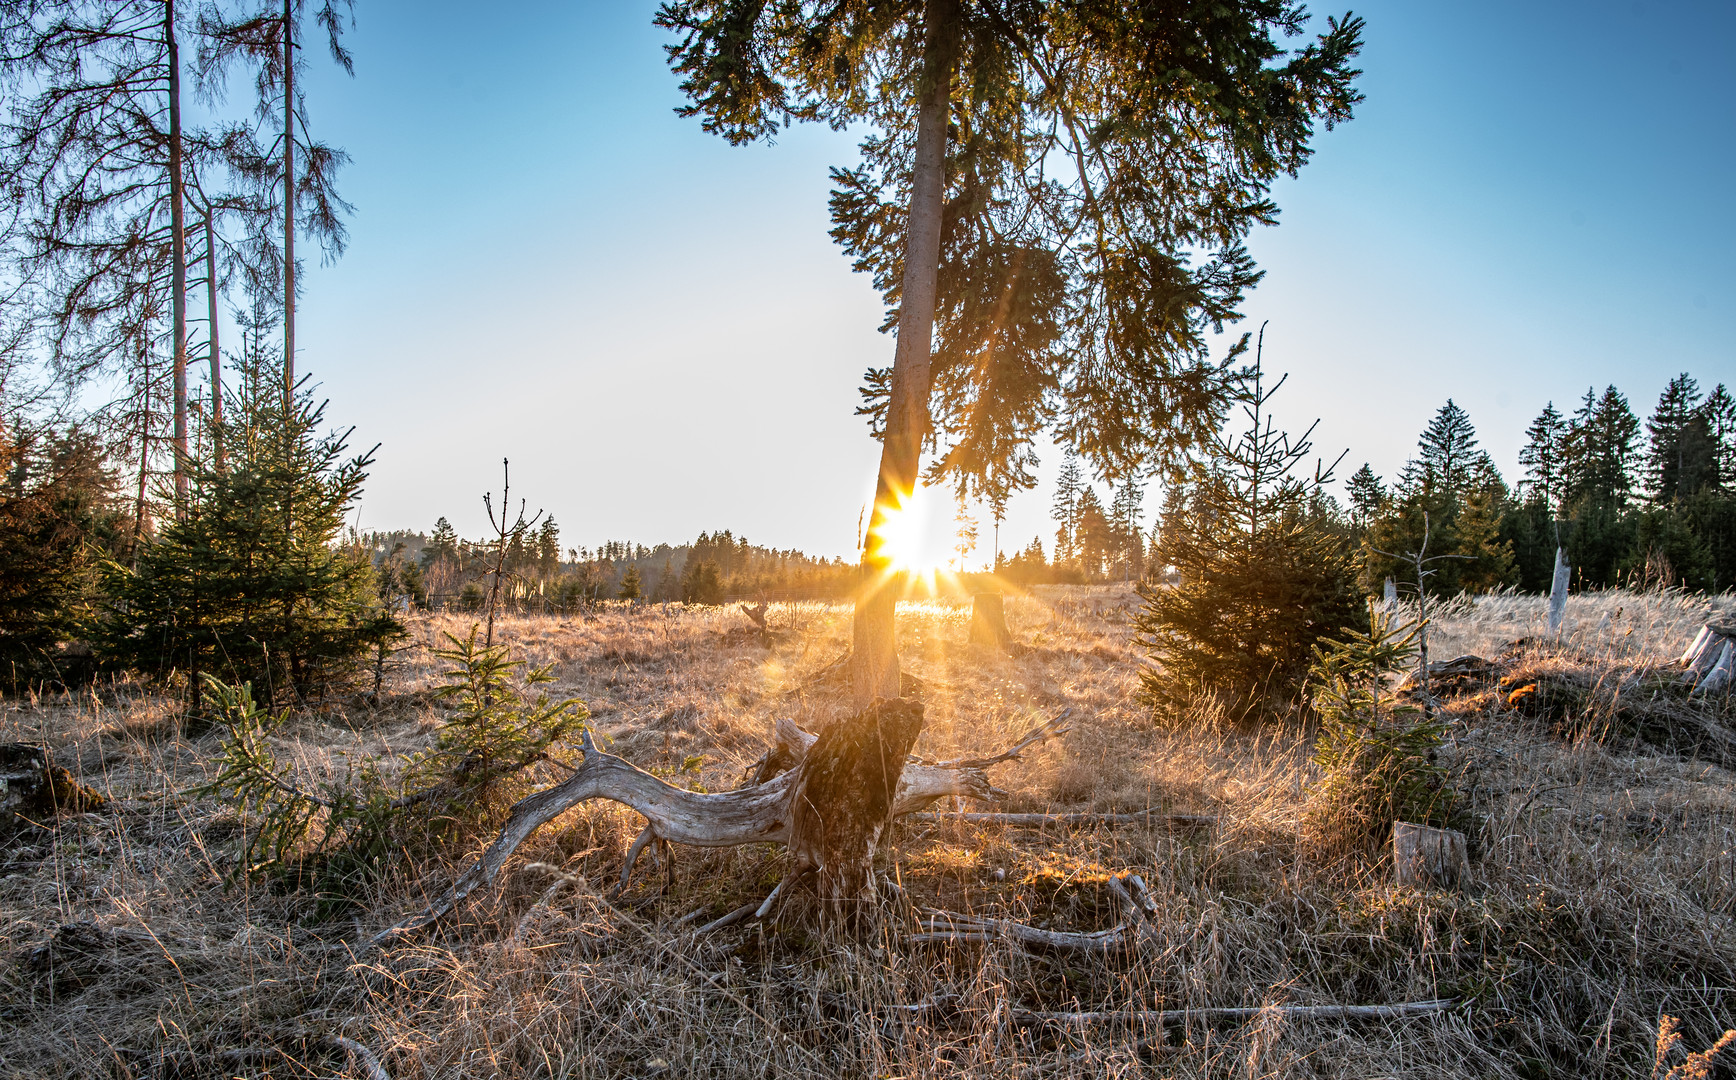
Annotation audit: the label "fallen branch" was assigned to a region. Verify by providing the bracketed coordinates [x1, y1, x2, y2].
[324, 1036, 392, 1080]
[1014, 999, 1457, 1026]
[901, 810, 1214, 828]
[919, 710, 1072, 770]
[911, 873, 1156, 953]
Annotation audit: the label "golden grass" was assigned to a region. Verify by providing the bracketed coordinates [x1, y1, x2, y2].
[1, 587, 1734, 1078]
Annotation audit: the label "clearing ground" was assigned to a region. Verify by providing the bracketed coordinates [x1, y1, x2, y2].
[3, 586, 1735, 1078]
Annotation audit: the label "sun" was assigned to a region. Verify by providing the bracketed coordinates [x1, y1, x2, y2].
[870, 484, 955, 578]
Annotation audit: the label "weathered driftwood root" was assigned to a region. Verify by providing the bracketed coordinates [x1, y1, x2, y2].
[910, 873, 1159, 953]
[372, 699, 929, 947]
[1014, 999, 1457, 1026]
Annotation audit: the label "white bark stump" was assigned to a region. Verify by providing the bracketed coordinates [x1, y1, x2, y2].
[1382, 577, 1397, 610]
[1547, 548, 1570, 636]
[1682, 622, 1736, 693]
[1393, 822, 1469, 890]
[969, 592, 1011, 648]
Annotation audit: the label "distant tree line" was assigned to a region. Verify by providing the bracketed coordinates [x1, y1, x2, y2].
[1351, 374, 1735, 595]
[358, 523, 860, 614]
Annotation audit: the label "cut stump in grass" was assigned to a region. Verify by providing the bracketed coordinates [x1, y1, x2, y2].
[1392, 821, 1468, 891]
[1682, 622, 1736, 693]
[1, 743, 104, 818]
[969, 592, 1012, 648]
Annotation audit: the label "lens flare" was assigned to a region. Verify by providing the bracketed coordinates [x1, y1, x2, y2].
[870, 485, 954, 578]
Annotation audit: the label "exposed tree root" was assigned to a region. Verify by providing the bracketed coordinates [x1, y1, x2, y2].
[369, 704, 1074, 949]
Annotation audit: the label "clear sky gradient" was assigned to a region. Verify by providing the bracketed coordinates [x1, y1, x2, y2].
[286, 0, 1734, 561]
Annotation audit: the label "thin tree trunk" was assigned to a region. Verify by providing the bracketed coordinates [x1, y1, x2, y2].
[851, 0, 959, 707]
[204, 209, 222, 468]
[282, 0, 295, 404]
[167, 0, 187, 512]
[132, 348, 151, 561]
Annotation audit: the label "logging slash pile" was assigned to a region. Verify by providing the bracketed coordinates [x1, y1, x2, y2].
[2, 586, 1736, 1079]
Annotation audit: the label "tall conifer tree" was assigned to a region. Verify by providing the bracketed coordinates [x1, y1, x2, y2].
[655, 0, 1365, 702]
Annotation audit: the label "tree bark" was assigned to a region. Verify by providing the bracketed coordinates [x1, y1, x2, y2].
[282, 0, 295, 403]
[166, 0, 188, 512]
[851, 0, 960, 707]
[205, 209, 222, 469]
[786, 698, 924, 909]
[1392, 821, 1468, 890]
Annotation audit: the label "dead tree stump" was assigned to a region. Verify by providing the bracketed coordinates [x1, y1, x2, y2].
[1392, 821, 1469, 890]
[969, 592, 1012, 648]
[787, 698, 925, 908]
[2, 744, 104, 817]
[1682, 622, 1736, 693]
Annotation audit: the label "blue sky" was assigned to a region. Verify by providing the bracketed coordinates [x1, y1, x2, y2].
[285, 0, 1733, 560]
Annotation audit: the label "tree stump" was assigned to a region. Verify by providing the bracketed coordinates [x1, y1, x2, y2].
[1547, 547, 1570, 635]
[969, 592, 1012, 648]
[1392, 822, 1468, 890]
[1682, 622, 1736, 693]
[1, 743, 104, 817]
[787, 697, 925, 910]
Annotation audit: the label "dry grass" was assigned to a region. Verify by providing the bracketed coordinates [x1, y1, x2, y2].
[3, 587, 1735, 1078]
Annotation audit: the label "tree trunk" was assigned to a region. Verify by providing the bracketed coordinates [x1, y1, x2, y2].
[282, 0, 295, 403]
[786, 698, 924, 910]
[850, 0, 960, 708]
[166, 0, 187, 512]
[205, 209, 222, 469]
[1547, 546, 1569, 635]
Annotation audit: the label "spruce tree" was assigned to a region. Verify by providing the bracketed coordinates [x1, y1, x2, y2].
[0, 425, 127, 684]
[618, 564, 642, 601]
[1517, 402, 1566, 510]
[1409, 400, 1482, 503]
[1704, 384, 1736, 492]
[1346, 464, 1386, 533]
[1050, 453, 1083, 564]
[1644, 373, 1716, 502]
[655, 1, 1365, 702]
[98, 352, 397, 705]
[1134, 352, 1363, 722]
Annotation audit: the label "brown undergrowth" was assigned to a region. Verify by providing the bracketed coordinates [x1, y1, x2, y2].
[2, 587, 1734, 1078]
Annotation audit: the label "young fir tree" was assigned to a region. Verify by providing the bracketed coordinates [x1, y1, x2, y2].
[617, 564, 642, 601]
[1133, 349, 1364, 722]
[0, 425, 128, 684]
[98, 351, 399, 705]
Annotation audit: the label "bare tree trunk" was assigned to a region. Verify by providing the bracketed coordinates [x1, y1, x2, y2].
[167, 0, 187, 512]
[850, 0, 959, 707]
[786, 698, 924, 909]
[205, 210, 222, 469]
[282, 0, 295, 404]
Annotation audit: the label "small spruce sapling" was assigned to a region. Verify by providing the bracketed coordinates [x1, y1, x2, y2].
[1302, 613, 1454, 854]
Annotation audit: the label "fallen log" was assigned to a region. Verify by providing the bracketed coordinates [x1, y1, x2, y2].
[900, 810, 1214, 829]
[910, 873, 1158, 953]
[1014, 999, 1457, 1026]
